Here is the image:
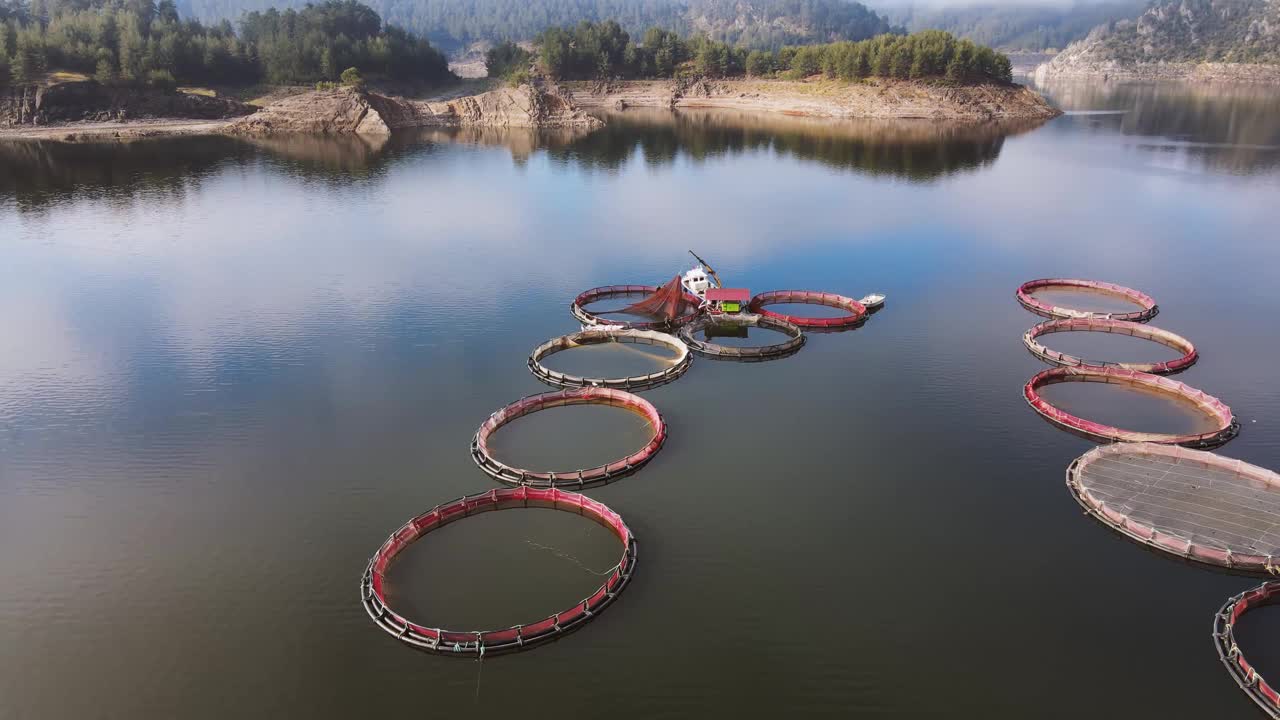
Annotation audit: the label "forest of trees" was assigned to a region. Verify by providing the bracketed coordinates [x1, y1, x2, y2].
[534, 21, 1012, 84]
[170, 0, 899, 51]
[875, 0, 1146, 52]
[0, 0, 453, 86]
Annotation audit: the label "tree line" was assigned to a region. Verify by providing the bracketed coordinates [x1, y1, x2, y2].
[0, 0, 453, 87]
[523, 21, 1012, 83]
[170, 0, 899, 51]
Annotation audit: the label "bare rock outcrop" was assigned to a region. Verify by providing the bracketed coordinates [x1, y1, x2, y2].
[426, 83, 603, 128]
[225, 88, 434, 135]
[227, 83, 602, 136]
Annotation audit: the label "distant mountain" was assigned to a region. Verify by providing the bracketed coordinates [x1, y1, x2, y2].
[873, 0, 1144, 51]
[1037, 0, 1280, 79]
[174, 0, 900, 50]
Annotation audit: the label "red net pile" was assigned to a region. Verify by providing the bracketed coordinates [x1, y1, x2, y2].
[623, 276, 694, 320]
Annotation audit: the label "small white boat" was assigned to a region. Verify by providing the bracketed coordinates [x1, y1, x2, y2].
[859, 293, 886, 309]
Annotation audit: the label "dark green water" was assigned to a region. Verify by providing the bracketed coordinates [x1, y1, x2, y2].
[2, 78, 1280, 718]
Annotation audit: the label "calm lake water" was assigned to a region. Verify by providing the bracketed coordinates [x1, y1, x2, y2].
[3, 77, 1280, 718]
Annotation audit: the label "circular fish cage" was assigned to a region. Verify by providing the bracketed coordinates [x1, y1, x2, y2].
[571, 285, 701, 331]
[1023, 318, 1198, 374]
[1068, 443, 1280, 572]
[471, 387, 666, 488]
[528, 328, 692, 391]
[1016, 278, 1159, 322]
[747, 290, 867, 329]
[678, 313, 805, 362]
[1214, 582, 1280, 718]
[360, 486, 636, 657]
[1023, 366, 1237, 448]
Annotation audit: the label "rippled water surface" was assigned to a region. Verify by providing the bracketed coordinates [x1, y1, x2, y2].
[3, 78, 1280, 719]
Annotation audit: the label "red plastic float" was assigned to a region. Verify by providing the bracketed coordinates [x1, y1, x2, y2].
[471, 387, 666, 488]
[1023, 317, 1198, 374]
[1215, 582, 1280, 718]
[1016, 278, 1158, 322]
[1023, 365, 1237, 448]
[571, 285, 701, 330]
[748, 290, 867, 328]
[361, 486, 636, 657]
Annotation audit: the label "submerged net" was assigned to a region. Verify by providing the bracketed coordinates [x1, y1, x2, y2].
[622, 276, 697, 321]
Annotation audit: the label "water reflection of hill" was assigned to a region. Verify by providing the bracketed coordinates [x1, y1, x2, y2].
[548, 109, 1047, 180]
[0, 136, 252, 212]
[1033, 79, 1280, 175]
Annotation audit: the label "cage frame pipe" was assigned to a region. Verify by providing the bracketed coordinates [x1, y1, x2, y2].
[747, 290, 867, 329]
[1023, 365, 1237, 448]
[528, 329, 692, 391]
[1067, 443, 1280, 573]
[1023, 318, 1198, 374]
[1214, 582, 1280, 718]
[471, 387, 666, 488]
[678, 313, 806, 362]
[571, 285, 702, 331]
[1016, 278, 1159, 322]
[360, 486, 636, 657]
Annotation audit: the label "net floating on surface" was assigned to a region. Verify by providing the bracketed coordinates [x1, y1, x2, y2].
[747, 290, 867, 329]
[528, 328, 691, 391]
[1023, 318, 1198, 374]
[1016, 278, 1159, 322]
[678, 313, 805, 362]
[571, 284, 701, 331]
[1068, 443, 1280, 572]
[1214, 582, 1280, 718]
[471, 387, 666, 488]
[1023, 365, 1237, 448]
[360, 486, 636, 657]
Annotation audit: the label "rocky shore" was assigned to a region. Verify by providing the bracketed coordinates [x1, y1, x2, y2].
[1034, 58, 1280, 84]
[564, 77, 1061, 121]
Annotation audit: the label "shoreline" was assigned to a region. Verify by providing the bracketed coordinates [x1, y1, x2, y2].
[1, 76, 1062, 144]
[564, 78, 1062, 121]
[1034, 61, 1280, 85]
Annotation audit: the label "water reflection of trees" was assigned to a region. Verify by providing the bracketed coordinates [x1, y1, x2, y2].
[546, 109, 1046, 180]
[0, 136, 254, 213]
[1034, 78, 1280, 175]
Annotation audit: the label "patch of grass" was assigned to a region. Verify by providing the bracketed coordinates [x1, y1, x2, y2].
[178, 86, 217, 97]
[46, 70, 91, 84]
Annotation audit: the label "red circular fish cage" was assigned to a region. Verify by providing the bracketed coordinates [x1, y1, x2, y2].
[1023, 318, 1198, 374]
[361, 486, 636, 657]
[747, 290, 867, 329]
[528, 328, 692, 391]
[678, 314, 805, 361]
[1016, 278, 1159, 322]
[471, 387, 666, 488]
[1215, 582, 1280, 718]
[571, 285, 701, 330]
[1023, 366, 1237, 448]
[1067, 443, 1280, 572]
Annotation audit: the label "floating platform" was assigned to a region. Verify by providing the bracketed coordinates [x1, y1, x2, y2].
[361, 486, 636, 657]
[1214, 582, 1280, 718]
[1023, 317, 1198, 375]
[1024, 365, 1237, 448]
[748, 290, 867, 329]
[1068, 443, 1280, 572]
[528, 328, 691, 391]
[678, 313, 805, 361]
[471, 387, 666, 488]
[1017, 278, 1159, 322]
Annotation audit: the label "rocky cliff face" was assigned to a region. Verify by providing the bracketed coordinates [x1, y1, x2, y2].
[425, 83, 603, 129]
[0, 81, 256, 127]
[1036, 0, 1280, 81]
[227, 83, 602, 135]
